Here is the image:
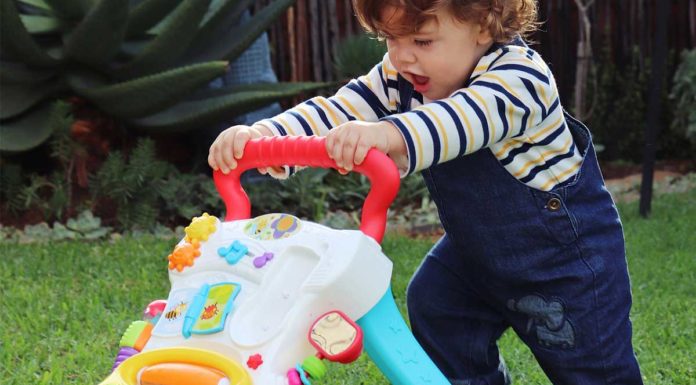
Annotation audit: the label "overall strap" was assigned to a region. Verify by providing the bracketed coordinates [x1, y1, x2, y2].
[396, 74, 414, 113]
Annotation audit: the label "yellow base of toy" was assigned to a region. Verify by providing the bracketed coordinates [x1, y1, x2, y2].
[99, 347, 252, 385]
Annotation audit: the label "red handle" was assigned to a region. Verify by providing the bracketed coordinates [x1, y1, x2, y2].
[213, 136, 400, 243]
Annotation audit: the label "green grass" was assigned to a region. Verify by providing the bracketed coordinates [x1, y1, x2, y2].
[1, 190, 694, 384]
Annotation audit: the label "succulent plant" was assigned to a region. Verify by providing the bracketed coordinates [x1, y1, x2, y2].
[0, 0, 327, 152]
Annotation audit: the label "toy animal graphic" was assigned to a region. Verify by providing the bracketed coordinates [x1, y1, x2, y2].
[507, 295, 576, 348]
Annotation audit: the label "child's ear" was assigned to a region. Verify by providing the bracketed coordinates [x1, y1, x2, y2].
[475, 15, 494, 46]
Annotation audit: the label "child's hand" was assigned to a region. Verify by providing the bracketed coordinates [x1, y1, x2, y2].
[208, 124, 273, 174]
[325, 121, 406, 173]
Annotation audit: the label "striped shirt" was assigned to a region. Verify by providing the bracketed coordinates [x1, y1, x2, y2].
[257, 45, 583, 191]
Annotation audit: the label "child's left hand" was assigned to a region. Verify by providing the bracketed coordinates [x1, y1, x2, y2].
[325, 121, 404, 173]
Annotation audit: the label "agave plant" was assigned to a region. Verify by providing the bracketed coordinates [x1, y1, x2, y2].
[0, 0, 327, 152]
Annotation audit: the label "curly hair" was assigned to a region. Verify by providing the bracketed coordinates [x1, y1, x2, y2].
[353, 0, 539, 43]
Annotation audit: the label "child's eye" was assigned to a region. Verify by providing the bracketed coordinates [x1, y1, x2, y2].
[414, 39, 432, 47]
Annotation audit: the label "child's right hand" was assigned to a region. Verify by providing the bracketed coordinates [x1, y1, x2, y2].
[208, 124, 273, 174]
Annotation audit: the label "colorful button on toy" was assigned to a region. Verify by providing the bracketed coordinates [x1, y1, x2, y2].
[218, 240, 248, 265]
[287, 368, 302, 385]
[296, 364, 312, 385]
[168, 241, 201, 272]
[184, 213, 217, 242]
[247, 353, 263, 370]
[253, 252, 274, 268]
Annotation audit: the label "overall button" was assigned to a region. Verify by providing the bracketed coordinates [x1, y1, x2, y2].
[547, 197, 562, 211]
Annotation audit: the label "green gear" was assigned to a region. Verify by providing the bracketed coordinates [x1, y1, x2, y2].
[119, 320, 147, 348]
[302, 355, 327, 379]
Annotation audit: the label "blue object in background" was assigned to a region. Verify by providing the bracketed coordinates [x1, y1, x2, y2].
[209, 11, 282, 127]
[203, 11, 282, 181]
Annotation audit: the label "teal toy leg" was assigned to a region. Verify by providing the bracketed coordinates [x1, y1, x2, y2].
[358, 287, 450, 385]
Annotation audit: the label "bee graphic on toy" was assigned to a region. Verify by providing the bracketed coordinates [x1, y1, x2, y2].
[164, 302, 187, 321]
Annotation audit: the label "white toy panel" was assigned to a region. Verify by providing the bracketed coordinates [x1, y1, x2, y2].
[144, 213, 392, 384]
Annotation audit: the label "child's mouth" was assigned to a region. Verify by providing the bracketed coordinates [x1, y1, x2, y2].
[409, 73, 430, 93]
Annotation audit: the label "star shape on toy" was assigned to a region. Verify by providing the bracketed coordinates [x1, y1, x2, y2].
[167, 241, 201, 272]
[185, 213, 218, 242]
[246, 353, 263, 370]
[396, 349, 420, 365]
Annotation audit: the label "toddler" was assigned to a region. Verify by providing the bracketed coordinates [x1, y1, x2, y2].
[209, 1, 643, 383]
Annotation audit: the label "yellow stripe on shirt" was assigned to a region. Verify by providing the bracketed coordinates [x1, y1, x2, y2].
[360, 75, 373, 90]
[469, 88, 496, 144]
[416, 105, 449, 159]
[529, 115, 564, 142]
[494, 114, 563, 158]
[382, 60, 397, 78]
[277, 116, 296, 136]
[537, 80, 550, 106]
[337, 96, 366, 121]
[476, 73, 524, 102]
[539, 158, 582, 191]
[315, 98, 341, 126]
[475, 73, 535, 129]
[296, 105, 319, 135]
[400, 114, 425, 171]
[513, 136, 572, 178]
[446, 99, 476, 153]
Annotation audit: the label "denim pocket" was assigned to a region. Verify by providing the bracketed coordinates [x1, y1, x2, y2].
[531, 189, 579, 245]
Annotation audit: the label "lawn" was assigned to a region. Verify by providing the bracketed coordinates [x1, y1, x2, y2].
[1, 189, 694, 384]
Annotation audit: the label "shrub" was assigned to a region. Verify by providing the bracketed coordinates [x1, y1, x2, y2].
[586, 39, 691, 162]
[334, 33, 387, 79]
[670, 49, 696, 143]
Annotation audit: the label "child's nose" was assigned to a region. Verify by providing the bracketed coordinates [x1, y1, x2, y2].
[391, 45, 416, 65]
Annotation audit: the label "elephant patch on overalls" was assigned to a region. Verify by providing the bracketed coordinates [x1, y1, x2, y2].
[507, 295, 576, 349]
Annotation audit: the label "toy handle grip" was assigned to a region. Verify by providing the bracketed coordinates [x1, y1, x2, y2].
[213, 136, 400, 243]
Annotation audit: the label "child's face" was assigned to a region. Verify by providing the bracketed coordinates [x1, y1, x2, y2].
[381, 6, 493, 100]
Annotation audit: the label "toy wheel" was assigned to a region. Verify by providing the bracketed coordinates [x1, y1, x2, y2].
[302, 355, 327, 379]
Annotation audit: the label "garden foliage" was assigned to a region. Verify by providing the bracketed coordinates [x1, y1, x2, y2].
[670, 49, 696, 143]
[586, 37, 694, 162]
[0, 0, 327, 152]
[333, 33, 387, 79]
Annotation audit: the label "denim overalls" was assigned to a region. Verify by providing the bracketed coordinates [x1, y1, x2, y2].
[397, 59, 643, 384]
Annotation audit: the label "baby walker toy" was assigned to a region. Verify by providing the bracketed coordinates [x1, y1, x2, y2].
[99, 136, 450, 385]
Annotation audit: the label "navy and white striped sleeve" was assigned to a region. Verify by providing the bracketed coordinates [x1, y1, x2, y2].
[381, 47, 556, 176]
[256, 53, 398, 138]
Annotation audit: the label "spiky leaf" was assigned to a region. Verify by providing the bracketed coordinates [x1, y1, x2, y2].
[18, 0, 52, 12]
[0, 103, 54, 152]
[125, 0, 179, 38]
[186, 0, 295, 63]
[117, 0, 211, 78]
[20, 15, 63, 34]
[191, 0, 254, 49]
[132, 82, 329, 132]
[0, 61, 56, 84]
[64, 0, 129, 65]
[0, 0, 58, 67]
[0, 78, 65, 119]
[68, 61, 228, 118]
[43, 0, 92, 20]
[189, 81, 339, 99]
